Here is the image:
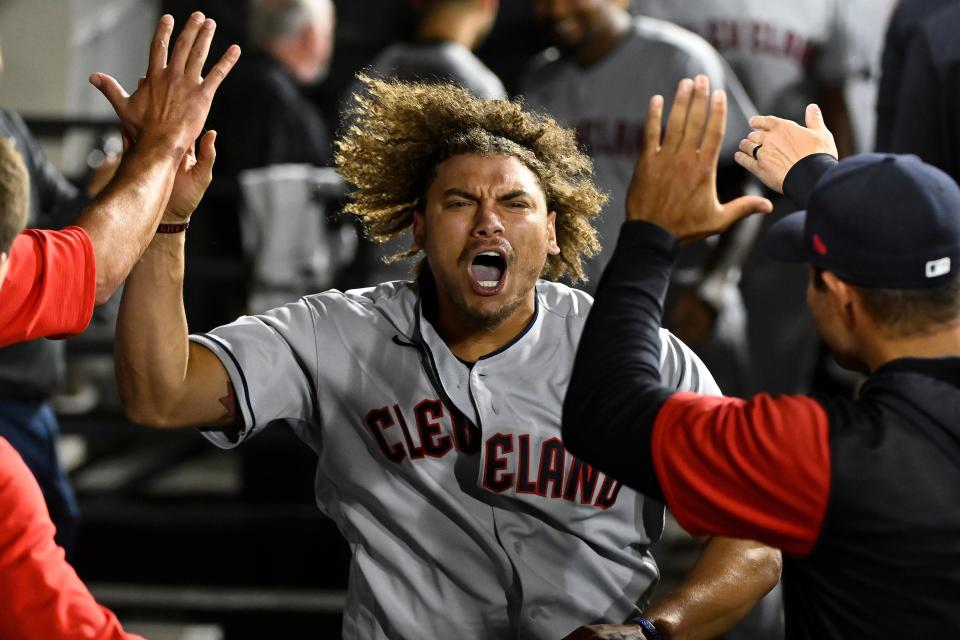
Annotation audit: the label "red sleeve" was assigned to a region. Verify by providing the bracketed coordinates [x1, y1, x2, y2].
[0, 437, 141, 639]
[0, 226, 96, 348]
[652, 392, 831, 556]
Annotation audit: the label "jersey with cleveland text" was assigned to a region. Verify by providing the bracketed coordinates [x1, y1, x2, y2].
[190, 279, 719, 640]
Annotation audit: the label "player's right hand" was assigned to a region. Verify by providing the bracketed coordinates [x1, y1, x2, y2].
[88, 12, 240, 158]
[734, 104, 838, 193]
[164, 130, 217, 224]
[625, 75, 773, 244]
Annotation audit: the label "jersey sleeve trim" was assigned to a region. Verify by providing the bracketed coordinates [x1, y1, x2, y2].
[651, 391, 831, 556]
[189, 333, 257, 448]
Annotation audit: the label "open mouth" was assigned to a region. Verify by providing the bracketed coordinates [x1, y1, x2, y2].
[468, 251, 507, 295]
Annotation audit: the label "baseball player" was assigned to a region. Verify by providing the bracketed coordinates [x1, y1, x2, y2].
[109, 69, 779, 638]
[519, 0, 760, 397]
[633, 0, 860, 397]
[634, 0, 857, 146]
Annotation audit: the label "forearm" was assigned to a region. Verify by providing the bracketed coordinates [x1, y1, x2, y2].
[115, 232, 192, 427]
[646, 537, 781, 640]
[563, 221, 678, 499]
[74, 133, 181, 304]
[782, 153, 838, 208]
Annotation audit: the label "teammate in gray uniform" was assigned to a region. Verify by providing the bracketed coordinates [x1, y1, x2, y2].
[345, 0, 506, 285]
[111, 70, 779, 638]
[520, 0, 759, 396]
[358, 0, 505, 100]
[633, 0, 860, 398]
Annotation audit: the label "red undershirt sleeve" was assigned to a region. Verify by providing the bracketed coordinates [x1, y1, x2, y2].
[0, 226, 96, 347]
[652, 392, 832, 556]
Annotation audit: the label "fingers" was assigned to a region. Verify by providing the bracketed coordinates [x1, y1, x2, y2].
[747, 130, 763, 144]
[643, 94, 664, 155]
[748, 115, 778, 131]
[805, 103, 825, 130]
[720, 195, 774, 228]
[147, 14, 174, 77]
[196, 130, 218, 177]
[699, 89, 727, 165]
[662, 78, 694, 150]
[203, 44, 241, 95]
[169, 11, 206, 73]
[186, 19, 216, 79]
[738, 138, 757, 156]
[680, 75, 711, 150]
[89, 73, 129, 114]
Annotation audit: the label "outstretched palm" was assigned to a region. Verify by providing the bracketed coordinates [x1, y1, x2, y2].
[90, 12, 239, 156]
[164, 131, 217, 223]
[625, 75, 772, 243]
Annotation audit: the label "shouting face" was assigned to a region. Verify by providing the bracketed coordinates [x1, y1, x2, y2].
[414, 153, 560, 334]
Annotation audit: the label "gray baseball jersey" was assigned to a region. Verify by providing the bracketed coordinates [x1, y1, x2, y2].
[634, 0, 856, 120]
[190, 279, 720, 639]
[361, 41, 507, 101]
[520, 17, 756, 288]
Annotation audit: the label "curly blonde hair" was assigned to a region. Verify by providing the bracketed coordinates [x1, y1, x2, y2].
[336, 75, 606, 283]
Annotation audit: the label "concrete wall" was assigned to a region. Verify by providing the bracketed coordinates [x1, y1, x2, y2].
[0, 0, 157, 169]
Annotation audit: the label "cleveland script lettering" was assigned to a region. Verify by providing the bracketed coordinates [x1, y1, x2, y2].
[363, 399, 622, 509]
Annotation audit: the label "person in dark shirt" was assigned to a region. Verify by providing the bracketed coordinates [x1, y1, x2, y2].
[884, 2, 960, 182]
[0, 14, 237, 637]
[198, 0, 335, 330]
[563, 76, 960, 638]
[874, 0, 958, 152]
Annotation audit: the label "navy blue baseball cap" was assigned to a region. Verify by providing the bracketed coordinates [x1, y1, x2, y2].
[766, 153, 960, 288]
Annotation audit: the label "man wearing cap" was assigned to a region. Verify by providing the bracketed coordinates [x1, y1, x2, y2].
[562, 75, 960, 637]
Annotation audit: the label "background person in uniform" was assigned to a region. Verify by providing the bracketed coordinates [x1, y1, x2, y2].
[358, 0, 504, 100]
[112, 75, 779, 639]
[562, 75, 960, 638]
[0, 14, 237, 637]
[346, 0, 506, 285]
[634, 0, 860, 398]
[520, 0, 759, 405]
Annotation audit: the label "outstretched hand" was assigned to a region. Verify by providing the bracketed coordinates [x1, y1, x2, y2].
[163, 130, 217, 223]
[734, 104, 838, 193]
[625, 75, 772, 244]
[89, 12, 239, 156]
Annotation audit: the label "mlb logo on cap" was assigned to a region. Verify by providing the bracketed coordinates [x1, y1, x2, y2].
[927, 257, 951, 278]
[766, 153, 960, 289]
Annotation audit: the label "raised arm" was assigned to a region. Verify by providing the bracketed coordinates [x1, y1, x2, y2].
[733, 104, 838, 196]
[79, 12, 239, 304]
[114, 118, 238, 430]
[562, 77, 782, 640]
